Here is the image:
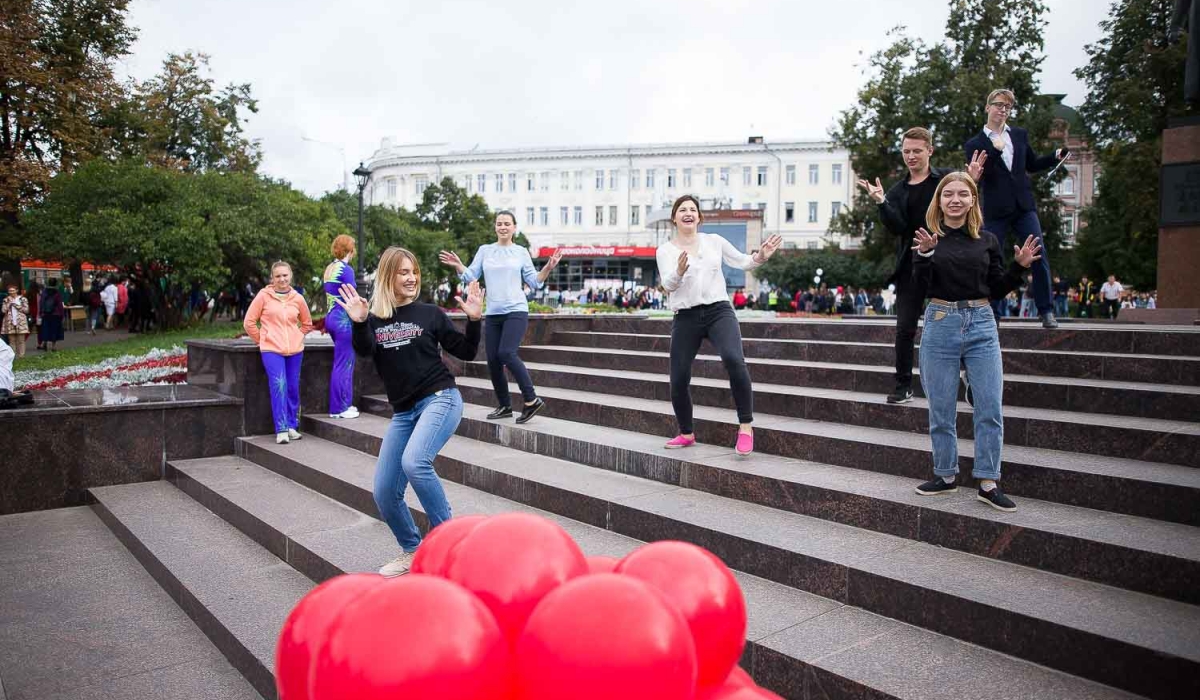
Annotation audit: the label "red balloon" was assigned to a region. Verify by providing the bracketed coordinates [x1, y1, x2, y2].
[411, 514, 488, 576]
[617, 541, 747, 690]
[709, 687, 784, 700]
[310, 574, 511, 700]
[445, 513, 587, 644]
[586, 555, 620, 574]
[275, 573, 383, 700]
[697, 666, 756, 700]
[514, 574, 698, 700]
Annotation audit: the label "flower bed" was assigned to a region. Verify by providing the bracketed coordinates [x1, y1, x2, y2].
[15, 347, 188, 391]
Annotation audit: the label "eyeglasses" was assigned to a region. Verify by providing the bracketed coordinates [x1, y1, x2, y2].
[989, 102, 1014, 111]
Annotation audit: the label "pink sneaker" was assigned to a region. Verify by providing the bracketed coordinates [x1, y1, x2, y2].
[664, 435, 696, 449]
[735, 431, 754, 455]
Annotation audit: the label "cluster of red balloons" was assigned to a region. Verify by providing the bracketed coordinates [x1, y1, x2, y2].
[276, 512, 784, 700]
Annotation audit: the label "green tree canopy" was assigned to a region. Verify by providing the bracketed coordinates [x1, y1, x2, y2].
[755, 249, 891, 294]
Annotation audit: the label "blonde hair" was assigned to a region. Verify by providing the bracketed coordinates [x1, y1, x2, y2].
[369, 246, 422, 319]
[331, 234, 355, 259]
[925, 172, 982, 239]
[270, 261, 292, 275]
[901, 127, 932, 147]
[986, 89, 1016, 109]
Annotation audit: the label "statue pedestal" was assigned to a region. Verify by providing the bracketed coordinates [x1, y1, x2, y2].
[1156, 116, 1200, 323]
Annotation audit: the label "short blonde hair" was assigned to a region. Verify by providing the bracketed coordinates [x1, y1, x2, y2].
[331, 234, 355, 259]
[986, 89, 1016, 108]
[925, 172, 982, 239]
[902, 127, 932, 147]
[369, 247, 422, 319]
[270, 260, 292, 274]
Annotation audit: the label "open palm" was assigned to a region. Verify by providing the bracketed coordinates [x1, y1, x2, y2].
[455, 280, 484, 319]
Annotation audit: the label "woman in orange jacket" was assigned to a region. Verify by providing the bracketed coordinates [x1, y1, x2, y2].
[243, 261, 313, 444]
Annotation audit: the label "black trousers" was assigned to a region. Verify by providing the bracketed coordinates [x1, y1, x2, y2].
[1103, 298, 1120, 320]
[669, 302, 753, 434]
[485, 312, 537, 407]
[894, 276, 923, 390]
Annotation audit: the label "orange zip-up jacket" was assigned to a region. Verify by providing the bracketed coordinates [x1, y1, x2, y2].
[243, 288, 313, 356]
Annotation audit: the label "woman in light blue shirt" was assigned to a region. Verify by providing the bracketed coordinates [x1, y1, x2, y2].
[439, 211, 562, 423]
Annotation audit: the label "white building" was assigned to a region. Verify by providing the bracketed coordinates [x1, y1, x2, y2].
[362, 136, 857, 252]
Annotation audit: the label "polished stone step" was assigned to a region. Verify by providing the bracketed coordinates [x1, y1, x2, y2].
[515, 345, 1200, 421]
[89, 481, 314, 700]
[301, 413, 1199, 700]
[586, 317, 1200, 356]
[463, 358, 1200, 469]
[443, 379, 1200, 527]
[228, 434, 1143, 700]
[427, 400, 1200, 605]
[550, 331, 1200, 386]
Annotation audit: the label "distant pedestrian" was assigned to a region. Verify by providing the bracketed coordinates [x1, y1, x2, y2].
[3, 283, 31, 358]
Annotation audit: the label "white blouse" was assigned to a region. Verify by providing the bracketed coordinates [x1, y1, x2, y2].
[656, 233, 761, 311]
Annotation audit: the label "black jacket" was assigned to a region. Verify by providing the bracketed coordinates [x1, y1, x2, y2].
[964, 125, 1059, 219]
[877, 167, 956, 285]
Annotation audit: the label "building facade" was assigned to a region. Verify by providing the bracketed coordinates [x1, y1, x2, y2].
[361, 136, 856, 254]
[1048, 96, 1097, 246]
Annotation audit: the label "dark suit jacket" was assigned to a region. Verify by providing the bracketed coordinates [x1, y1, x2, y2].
[877, 167, 956, 285]
[964, 125, 1059, 219]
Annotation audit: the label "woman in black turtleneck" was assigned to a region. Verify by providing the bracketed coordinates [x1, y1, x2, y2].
[909, 172, 1041, 512]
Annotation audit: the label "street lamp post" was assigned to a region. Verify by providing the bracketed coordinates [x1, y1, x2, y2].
[352, 162, 372, 285]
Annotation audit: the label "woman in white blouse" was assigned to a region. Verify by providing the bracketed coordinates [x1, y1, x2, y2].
[656, 195, 783, 455]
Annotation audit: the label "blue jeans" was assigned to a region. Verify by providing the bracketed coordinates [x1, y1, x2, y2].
[986, 209, 1052, 316]
[373, 388, 461, 551]
[1054, 295, 1069, 317]
[919, 303, 1004, 481]
[261, 352, 302, 434]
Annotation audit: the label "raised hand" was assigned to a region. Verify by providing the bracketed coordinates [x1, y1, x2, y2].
[754, 234, 785, 263]
[966, 150, 988, 181]
[911, 227, 939, 254]
[676, 251, 690, 277]
[856, 177, 886, 204]
[1013, 235, 1043, 268]
[333, 283, 369, 322]
[543, 249, 563, 272]
[438, 250, 466, 274]
[454, 280, 484, 320]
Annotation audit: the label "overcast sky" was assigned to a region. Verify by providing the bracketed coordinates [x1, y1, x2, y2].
[117, 0, 1107, 196]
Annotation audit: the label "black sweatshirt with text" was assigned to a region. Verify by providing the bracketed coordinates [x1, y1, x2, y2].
[351, 303, 481, 412]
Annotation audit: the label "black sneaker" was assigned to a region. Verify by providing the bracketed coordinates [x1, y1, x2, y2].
[915, 477, 958, 496]
[886, 386, 914, 404]
[978, 485, 1017, 511]
[515, 398, 546, 424]
[487, 405, 513, 420]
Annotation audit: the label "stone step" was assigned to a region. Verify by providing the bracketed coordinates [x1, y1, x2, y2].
[300, 413, 1198, 700]
[515, 345, 1200, 422]
[586, 317, 1200, 356]
[465, 359, 1200, 470]
[222, 436, 1137, 700]
[89, 481, 315, 700]
[550, 331, 1200, 386]
[430, 400, 1200, 606]
[442, 379, 1200, 527]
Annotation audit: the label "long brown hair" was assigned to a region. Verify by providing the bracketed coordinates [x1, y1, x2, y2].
[369, 246, 422, 319]
[925, 172, 982, 239]
[670, 195, 704, 226]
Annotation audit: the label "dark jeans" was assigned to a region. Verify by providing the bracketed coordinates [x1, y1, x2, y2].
[893, 277, 923, 390]
[986, 209, 1053, 317]
[1103, 298, 1121, 320]
[669, 302, 753, 434]
[485, 312, 536, 407]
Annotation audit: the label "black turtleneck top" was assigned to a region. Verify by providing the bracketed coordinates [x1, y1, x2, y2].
[911, 225, 1025, 302]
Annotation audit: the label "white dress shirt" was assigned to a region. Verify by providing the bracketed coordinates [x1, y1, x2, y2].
[657, 233, 761, 311]
[983, 124, 1014, 171]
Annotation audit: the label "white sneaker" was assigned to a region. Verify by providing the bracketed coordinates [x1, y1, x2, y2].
[331, 406, 360, 419]
[378, 551, 416, 577]
[288, 428, 302, 441]
[276, 432, 290, 445]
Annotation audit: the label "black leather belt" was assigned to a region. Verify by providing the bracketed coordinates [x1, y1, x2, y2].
[929, 298, 989, 309]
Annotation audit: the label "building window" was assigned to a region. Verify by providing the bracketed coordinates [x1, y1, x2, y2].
[609, 205, 618, 226]
[809, 165, 819, 185]
[541, 171, 551, 192]
[477, 174, 486, 193]
[595, 169, 604, 191]
[683, 168, 692, 188]
[808, 201, 818, 223]
[743, 166, 752, 185]
[646, 169, 655, 188]
[667, 168, 677, 189]
[741, 202, 751, 210]
[1058, 176, 1075, 195]
[831, 201, 842, 218]
[720, 167, 730, 185]
[807, 240, 820, 250]
[595, 206, 604, 225]
[645, 204, 652, 222]
[631, 207, 640, 226]
[1093, 172, 1100, 195]
[832, 164, 843, 185]
[785, 202, 795, 223]
[415, 176, 429, 195]
[463, 174, 473, 192]
[757, 202, 767, 225]
[1062, 215, 1076, 240]
[705, 168, 714, 187]
[561, 171, 570, 191]
[609, 169, 618, 190]
[508, 173, 517, 192]
[540, 207, 549, 226]
[526, 207, 535, 226]
[573, 206, 583, 225]
[495, 174, 504, 192]
[630, 169, 640, 189]
[387, 178, 397, 199]
[574, 170, 583, 190]
[786, 165, 796, 185]
[560, 206, 569, 225]
[757, 166, 768, 187]
[526, 173, 535, 191]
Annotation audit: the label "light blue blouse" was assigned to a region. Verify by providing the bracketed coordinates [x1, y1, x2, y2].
[460, 243, 542, 315]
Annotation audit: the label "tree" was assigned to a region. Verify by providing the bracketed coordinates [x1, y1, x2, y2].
[755, 249, 890, 296]
[320, 190, 430, 279]
[1072, 0, 1193, 290]
[0, 0, 136, 277]
[831, 0, 1065, 267]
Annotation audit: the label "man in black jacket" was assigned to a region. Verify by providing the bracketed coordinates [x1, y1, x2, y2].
[857, 127, 985, 403]
[964, 88, 1070, 329]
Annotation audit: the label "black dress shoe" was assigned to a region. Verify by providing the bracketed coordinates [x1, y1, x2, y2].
[515, 398, 545, 424]
[1040, 312, 1059, 329]
[486, 406, 513, 420]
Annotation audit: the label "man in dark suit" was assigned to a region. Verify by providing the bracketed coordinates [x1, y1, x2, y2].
[964, 88, 1070, 328]
[858, 127, 985, 404]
